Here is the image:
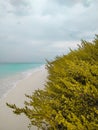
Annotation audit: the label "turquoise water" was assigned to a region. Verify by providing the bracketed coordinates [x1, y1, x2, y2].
[0, 63, 44, 98]
[0, 63, 43, 78]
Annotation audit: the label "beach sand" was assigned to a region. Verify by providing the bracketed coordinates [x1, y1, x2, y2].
[0, 66, 48, 130]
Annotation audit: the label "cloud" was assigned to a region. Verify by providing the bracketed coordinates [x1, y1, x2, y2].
[53, 0, 93, 7]
[52, 41, 79, 49]
[3, 0, 32, 16]
[0, 0, 98, 62]
[9, 0, 28, 7]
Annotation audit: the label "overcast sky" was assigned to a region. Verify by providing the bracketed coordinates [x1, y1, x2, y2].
[0, 0, 98, 63]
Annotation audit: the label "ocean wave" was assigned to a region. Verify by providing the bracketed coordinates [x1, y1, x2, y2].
[0, 64, 45, 99]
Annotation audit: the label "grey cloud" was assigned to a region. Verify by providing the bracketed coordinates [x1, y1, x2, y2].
[0, 39, 64, 63]
[7, 0, 31, 16]
[53, 0, 93, 7]
[53, 0, 78, 6]
[0, 0, 31, 16]
[9, 0, 29, 7]
[0, 0, 98, 62]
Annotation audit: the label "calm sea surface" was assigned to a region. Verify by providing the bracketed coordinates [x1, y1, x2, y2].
[0, 63, 44, 98]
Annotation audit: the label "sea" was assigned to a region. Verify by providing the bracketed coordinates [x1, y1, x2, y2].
[0, 63, 44, 98]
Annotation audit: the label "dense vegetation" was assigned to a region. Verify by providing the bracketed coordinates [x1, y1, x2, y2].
[7, 35, 98, 130]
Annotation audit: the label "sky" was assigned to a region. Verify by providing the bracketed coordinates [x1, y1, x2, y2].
[0, 0, 98, 63]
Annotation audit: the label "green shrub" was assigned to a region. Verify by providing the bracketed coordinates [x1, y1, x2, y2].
[7, 35, 98, 130]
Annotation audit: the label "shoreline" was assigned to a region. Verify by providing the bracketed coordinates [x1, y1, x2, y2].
[0, 66, 48, 130]
[0, 64, 45, 100]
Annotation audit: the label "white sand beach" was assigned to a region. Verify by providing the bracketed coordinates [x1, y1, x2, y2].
[0, 66, 48, 130]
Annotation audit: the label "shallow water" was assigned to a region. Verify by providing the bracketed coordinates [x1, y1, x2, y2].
[0, 63, 44, 98]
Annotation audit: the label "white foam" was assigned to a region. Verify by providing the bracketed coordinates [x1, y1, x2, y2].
[0, 64, 45, 99]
